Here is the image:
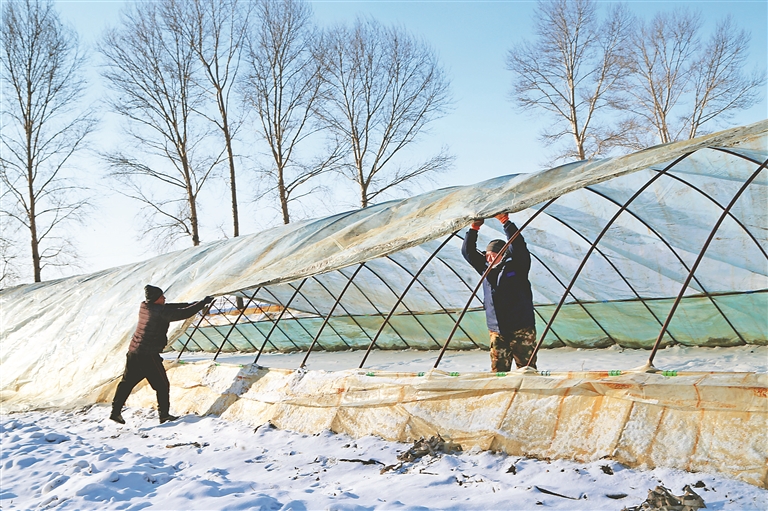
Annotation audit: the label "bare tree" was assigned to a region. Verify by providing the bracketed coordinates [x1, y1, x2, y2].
[506, 0, 632, 163]
[317, 17, 453, 208]
[168, 0, 249, 237]
[621, 10, 764, 146]
[100, 3, 222, 249]
[0, 0, 95, 282]
[242, 0, 338, 224]
[622, 9, 701, 145]
[686, 16, 765, 139]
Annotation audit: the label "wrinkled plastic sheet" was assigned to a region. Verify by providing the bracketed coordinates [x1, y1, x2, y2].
[114, 360, 768, 488]
[1, 121, 766, 412]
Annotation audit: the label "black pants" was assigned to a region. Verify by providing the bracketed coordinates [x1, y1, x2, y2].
[111, 352, 170, 416]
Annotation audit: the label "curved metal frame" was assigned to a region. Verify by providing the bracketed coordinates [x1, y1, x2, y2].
[213, 289, 262, 360]
[434, 198, 558, 369]
[652, 161, 768, 261]
[309, 273, 359, 350]
[647, 159, 767, 367]
[359, 232, 456, 368]
[253, 279, 308, 364]
[356, 263, 417, 349]
[214, 294, 268, 354]
[273, 279, 348, 351]
[387, 255, 480, 348]
[257, 286, 312, 352]
[300, 263, 365, 368]
[536, 207, 684, 343]
[324, 267, 380, 346]
[584, 185, 745, 343]
[175, 302, 212, 359]
[384, 254, 472, 348]
[525, 153, 694, 367]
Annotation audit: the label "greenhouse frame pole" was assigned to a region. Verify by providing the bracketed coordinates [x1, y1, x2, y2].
[213, 288, 260, 361]
[359, 232, 456, 369]
[434, 199, 557, 369]
[525, 153, 693, 368]
[586, 185, 743, 344]
[385, 254, 479, 349]
[309, 274, 357, 350]
[539, 211, 674, 343]
[253, 279, 307, 364]
[176, 302, 214, 360]
[357, 264, 416, 349]
[652, 162, 767, 261]
[300, 263, 365, 368]
[646, 160, 767, 368]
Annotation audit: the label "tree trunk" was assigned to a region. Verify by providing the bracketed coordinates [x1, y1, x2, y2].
[218, 91, 239, 238]
[278, 168, 290, 225]
[26, 114, 41, 282]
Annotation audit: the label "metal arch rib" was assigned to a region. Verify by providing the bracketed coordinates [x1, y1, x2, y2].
[647, 159, 768, 367]
[526, 153, 695, 368]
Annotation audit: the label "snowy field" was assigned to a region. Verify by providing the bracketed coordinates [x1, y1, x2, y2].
[2, 345, 767, 510]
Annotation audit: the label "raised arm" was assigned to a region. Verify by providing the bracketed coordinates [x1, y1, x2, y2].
[501, 216, 531, 273]
[462, 219, 487, 275]
[163, 296, 214, 322]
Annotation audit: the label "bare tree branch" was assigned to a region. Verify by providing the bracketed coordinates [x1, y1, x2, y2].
[240, 0, 339, 224]
[99, 2, 223, 249]
[0, 0, 95, 282]
[317, 17, 453, 207]
[506, 0, 632, 165]
[619, 9, 764, 145]
[686, 16, 766, 138]
[167, 0, 250, 237]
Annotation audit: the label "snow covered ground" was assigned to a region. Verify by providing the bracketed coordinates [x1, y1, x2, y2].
[2, 345, 767, 510]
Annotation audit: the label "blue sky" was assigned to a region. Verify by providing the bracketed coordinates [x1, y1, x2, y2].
[16, 1, 768, 277]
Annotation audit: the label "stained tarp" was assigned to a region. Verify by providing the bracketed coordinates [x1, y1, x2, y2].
[1, 120, 766, 412]
[115, 361, 768, 488]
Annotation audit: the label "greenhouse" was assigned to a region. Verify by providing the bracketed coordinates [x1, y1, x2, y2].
[172, 122, 767, 371]
[1, 120, 766, 487]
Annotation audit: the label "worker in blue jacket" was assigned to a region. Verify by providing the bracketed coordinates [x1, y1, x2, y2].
[461, 213, 537, 371]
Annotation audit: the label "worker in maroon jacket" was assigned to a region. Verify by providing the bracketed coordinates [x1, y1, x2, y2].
[462, 214, 537, 371]
[110, 285, 213, 425]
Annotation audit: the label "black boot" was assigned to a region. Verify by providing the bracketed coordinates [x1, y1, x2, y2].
[109, 411, 125, 424]
[159, 414, 178, 424]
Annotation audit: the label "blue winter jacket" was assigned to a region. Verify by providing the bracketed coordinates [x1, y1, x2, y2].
[461, 221, 536, 333]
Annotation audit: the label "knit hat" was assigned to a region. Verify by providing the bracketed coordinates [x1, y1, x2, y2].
[486, 239, 506, 254]
[145, 284, 164, 303]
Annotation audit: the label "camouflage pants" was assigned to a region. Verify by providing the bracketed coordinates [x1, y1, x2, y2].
[489, 326, 537, 371]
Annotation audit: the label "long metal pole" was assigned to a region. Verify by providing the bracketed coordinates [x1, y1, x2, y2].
[309, 275, 355, 350]
[358, 232, 457, 368]
[586, 185, 745, 344]
[525, 153, 693, 368]
[176, 302, 214, 360]
[434, 199, 557, 369]
[216, 294, 264, 352]
[646, 160, 767, 368]
[259, 286, 308, 351]
[538, 211, 671, 343]
[385, 254, 479, 348]
[299, 263, 365, 369]
[253, 279, 307, 364]
[355, 264, 414, 349]
[650, 166, 767, 261]
[213, 289, 260, 361]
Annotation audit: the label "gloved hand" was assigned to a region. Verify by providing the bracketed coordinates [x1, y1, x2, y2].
[495, 213, 509, 224]
[203, 295, 214, 305]
[470, 219, 484, 230]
